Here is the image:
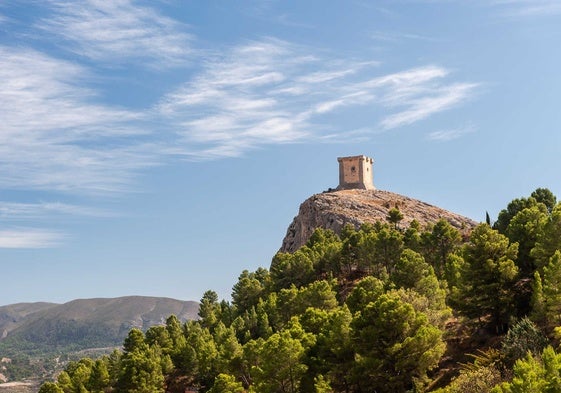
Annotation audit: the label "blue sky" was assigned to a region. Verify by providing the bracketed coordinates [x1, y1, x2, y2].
[1, 0, 561, 306]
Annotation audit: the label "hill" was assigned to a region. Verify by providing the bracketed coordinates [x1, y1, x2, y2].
[281, 189, 477, 253]
[34, 187, 561, 393]
[0, 296, 198, 356]
[0, 303, 58, 340]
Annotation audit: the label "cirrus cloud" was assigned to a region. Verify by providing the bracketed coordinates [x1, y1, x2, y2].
[157, 39, 478, 159]
[0, 45, 156, 194]
[0, 229, 65, 248]
[38, 0, 193, 67]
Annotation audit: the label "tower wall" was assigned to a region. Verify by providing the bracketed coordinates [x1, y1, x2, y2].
[337, 155, 375, 190]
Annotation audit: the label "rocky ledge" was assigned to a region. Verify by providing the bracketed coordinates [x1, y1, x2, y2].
[280, 189, 478, 253]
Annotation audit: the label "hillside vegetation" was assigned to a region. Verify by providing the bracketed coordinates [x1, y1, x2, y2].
[38, 188, 561, 393]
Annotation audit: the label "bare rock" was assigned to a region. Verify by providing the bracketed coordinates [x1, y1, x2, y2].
[280, 189, 477, 253]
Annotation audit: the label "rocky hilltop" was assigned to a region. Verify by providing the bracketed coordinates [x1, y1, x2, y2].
[280, 189, 478, 253]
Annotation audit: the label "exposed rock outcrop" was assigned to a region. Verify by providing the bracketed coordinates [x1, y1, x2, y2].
[280, 189, 478, 253]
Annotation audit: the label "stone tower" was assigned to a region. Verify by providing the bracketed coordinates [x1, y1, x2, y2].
[337, 155, 375, 190]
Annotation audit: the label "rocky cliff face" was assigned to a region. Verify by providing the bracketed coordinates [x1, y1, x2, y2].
[280, 189, 478, 253]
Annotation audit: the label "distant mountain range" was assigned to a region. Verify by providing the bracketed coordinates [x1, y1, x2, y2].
[0, 296, 198, 356]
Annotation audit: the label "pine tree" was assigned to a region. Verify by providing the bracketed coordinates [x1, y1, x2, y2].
[456, 224, 519, 331]
[540, 251, 561, 329]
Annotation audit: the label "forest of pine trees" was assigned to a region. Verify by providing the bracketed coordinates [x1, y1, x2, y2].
[39, 188, 561, 393]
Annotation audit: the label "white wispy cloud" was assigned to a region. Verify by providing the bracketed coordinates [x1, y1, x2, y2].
[0, 46, 156, 194]
[0, 201, 114, 220]
[380, 82, 478, 129]
[157, 39, 315, 159]
[157, 40, 478, 159]
[491, 0, 561, 16]
[318, 128, 375, 143]
[427, 124, 476, 141]
[38, 0, 193, 66]
[0, 36, 479, 190]
[370, 31, 441, 43]
[0, 229, 65, 248]
[341, 65, 478, 129]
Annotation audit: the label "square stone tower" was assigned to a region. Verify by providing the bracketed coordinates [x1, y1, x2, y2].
[337, 155, 375, 190]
